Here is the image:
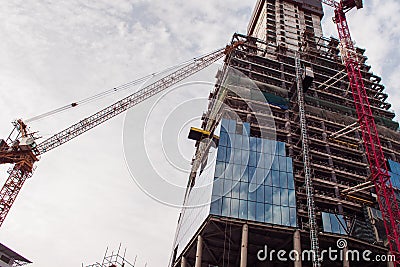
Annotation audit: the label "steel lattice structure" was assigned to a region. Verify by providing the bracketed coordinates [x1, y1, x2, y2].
[0, 42, 242, 227]
[322, 0, 400, 264]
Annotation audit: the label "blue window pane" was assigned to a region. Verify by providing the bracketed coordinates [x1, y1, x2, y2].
[231, 198, 239, 218]
[272, 156, 279, 170]
[248, 201, 256, 221]
[289, 189, 296, 207]
[250, 137, 257, 151]
[256, 152, 262, 167]
[322, 212, 331, 232]
[272, 170, 280, 187]
[224, 180, 232, 197]
[287, 157, 293, 173]
[210, 197, 222, 215]
[224, 163, 233, 179]
[243, 122, 250, 136]
[290, 207, 297, 227]
[273, 205, 282, 225]
[248, 167, 256, 183]
[240, 182, 249, 200]
[234, 134, 242, 148]
[256, 202, 264, 222]
[288, 172, 295, 189]
[228, 120, 236, 133]
[281, 188, 289, 206]
[264, 154, 273, 169]
[276, 142, 285, 156]
[225, 146, 232, 162]
[279, 156, 287, 171]
[241, 166, 249, 182]
[232, 164, 241, 182]
[338, 215, 347, 235]
[249, 151, 257, 167]
[226, 133, 232, 149]
[231, 181, 240, 199]
[215, 161, 224, 178]
[221, 118, 229, 129]
[280, 172, 288, 188]
[265, 204, 273, 223]
[265, 171, 272, 186]
[256, 138, 263, 152]
[249, 187, 257, 202]
[222, 197, 231, 216]
[212, 178, 224, 197]
[256, 168, 265, 185]
[265, 186, 273, 204]
[330, 214, 340, 234]
[220, 131, 228, 146]
[256, 185, 264, 203]
[217, 146, 226, 162]
[239, 200, 248, 219]
[242, 135, 250, 151]
[233, 149, 241, 164]
[272, 187, 281, 205]
[281, 206, 290, 226]
[241, 149, 249, 165]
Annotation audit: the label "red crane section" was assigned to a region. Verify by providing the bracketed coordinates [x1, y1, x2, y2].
[322, 0, 400, 264]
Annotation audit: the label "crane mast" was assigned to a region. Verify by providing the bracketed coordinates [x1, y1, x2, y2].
[322, 0, 400, 264]
[0, 42, 242, 227]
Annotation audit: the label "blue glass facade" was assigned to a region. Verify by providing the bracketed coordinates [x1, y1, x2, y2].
[388, 160, 400, 190]
[173, 118, 297, 257]
[322, 212, 347, 235]
[210, 118, 297, 227]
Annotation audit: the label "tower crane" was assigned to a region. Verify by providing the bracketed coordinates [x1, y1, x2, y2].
[321, 0, 400, 264]
[0, 42, 243, 228]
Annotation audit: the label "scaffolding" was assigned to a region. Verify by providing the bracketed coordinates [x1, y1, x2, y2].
[83, 245, 136, 267]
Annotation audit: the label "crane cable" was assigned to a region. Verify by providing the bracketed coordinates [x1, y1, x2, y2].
[25, 53, 214, 123]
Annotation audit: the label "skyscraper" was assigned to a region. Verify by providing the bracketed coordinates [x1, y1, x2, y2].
[170, 1, 400, 266]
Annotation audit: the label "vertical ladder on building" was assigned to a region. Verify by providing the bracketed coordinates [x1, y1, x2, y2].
[294, 51, 321, 267]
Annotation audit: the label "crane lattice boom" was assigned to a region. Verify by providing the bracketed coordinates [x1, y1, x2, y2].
[0, 42, 242, 227]
[323, 0, 400, 264]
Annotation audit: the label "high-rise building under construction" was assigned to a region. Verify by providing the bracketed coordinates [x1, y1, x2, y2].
[170, 0, 400, 266]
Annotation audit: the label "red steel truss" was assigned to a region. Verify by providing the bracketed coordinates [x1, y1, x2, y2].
[323, 0, 400, 264]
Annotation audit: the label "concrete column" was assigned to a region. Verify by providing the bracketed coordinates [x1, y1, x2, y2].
[195, 235, 203, 267]
[180, 256, 187, 267]
[343, 246, 350, 267]
[293, 230, 302, 267]
[240, 224, 249, 267]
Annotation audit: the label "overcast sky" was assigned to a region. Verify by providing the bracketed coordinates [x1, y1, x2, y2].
[0, 1, 399, 266]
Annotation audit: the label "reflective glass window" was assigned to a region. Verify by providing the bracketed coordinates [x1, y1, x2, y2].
[289, 207, 297, 227]
[232, 164, 241, 182]
[272, 170, 280, 187]
[279, 156, 287, 171]
[240, 182, 249, 200]
[224, 179, 232, 197]
[256, 138, 263, 152]
[241, 149, 249, 165]
[234, 134, 242, 149]
[248, 166, 256, 183]
[217, 146, 226, 162]
[265, 204, 273, 223]
[256, 202, 265, 222]
[289, 189, 296, 207]
[239, 200, 248, 219]
[280, 172, 288, 188]
[256, 185, 264, 203]
[330, 214, 340, 233]
[273, 205, 282, 225]
[272, 187, 281, 205]
[215, 161, 224, 179]
[243, 122, 250, 136]
[228, 120, 236, 133]
[231, 181, 240, 199]
[249, 151, 257, 167]
[220, 130, 228, 146]
[265, 186, 273, 204]
[213, 178, 224, 197]
[288, 172, 295, 190]
[210, 198, 222, 214]
[322, 212, 332, 232]
[281, 188, 289, 206]
[272, 155, 279, 170]
[250, 137, 257, 151]
[231, 198, 239, 218]
[287, 157, 293, 173]
[248, 201, 256, 221]
[281, 206, 290, 226]
[233, 149, 241, 164]
[222, 197, 231, 216]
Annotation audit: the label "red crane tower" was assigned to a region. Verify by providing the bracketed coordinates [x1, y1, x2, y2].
[0, 42, 242, 228]
[322, 0, 400, 264]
